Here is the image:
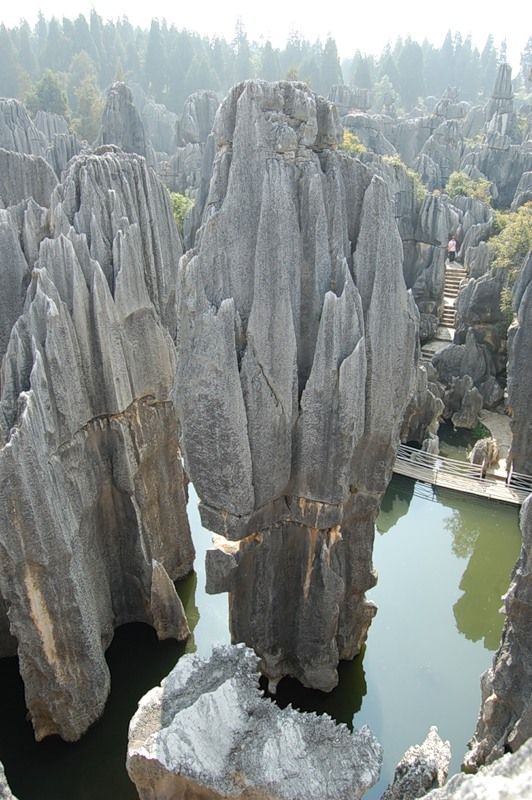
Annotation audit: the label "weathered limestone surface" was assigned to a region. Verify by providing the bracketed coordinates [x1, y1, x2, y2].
[33, 110, 69, 142]
[508, 252, 532, 474]
[0, 762, 18, 800]
[161, 91, 219, 247]
[127, 644, 383, 800]
[390, 116, 438, 167]
[511, 172, 532, 210]
[426, 740, 532, 799]
[142, 100, 178, 155]
[97, 82, 154, 163]
[176, 80, 418, 691]
[176, 90, 219, 146]
[0, 99, 46, 156]
[0, 148, 193, 741]
[420, 120, 463, 187]
[0, 198, 50, 361]
[344, 113, 396, 155]
[45, 132, 82, 178]
[461, 66, 532, 209]
[381, 727, 451, 800]
[329, 84, 372, 114]
[464, 496, 532, 770]
[0, 148, 57, 209]
[400, 365, 444, 447]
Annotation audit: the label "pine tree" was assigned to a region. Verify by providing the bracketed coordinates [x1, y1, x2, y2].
[184, 55, 219, 96]
[73, 14, 98, 62]
[16, 21, 38, 79]
[41, 17, 70, 72]
[26, 70, 69, 117]
[261, 41, 281, 82]
[321, 37, 343, 94]
[352, 56, 373, 90]
[234, 19, 252, 82]
[0, 26, 23, 98]
[145, 20, 168, 100]
[481, 35, 498, 95]
[74, 76, 103, 142]
[521, 37, 532, 83]
[397, 38, 425, 109]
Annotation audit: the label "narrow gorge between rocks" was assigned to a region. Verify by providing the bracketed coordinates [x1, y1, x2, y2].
[0, 480, 520, 799]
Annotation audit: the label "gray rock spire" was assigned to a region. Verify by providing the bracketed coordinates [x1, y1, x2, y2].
[0, 148, 193, 741]
[176, 80, 418, 690]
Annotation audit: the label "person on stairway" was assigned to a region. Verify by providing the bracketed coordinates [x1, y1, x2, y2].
[447, 235, 457, 262]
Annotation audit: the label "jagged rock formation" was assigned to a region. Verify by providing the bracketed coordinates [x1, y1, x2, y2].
[433, 87, 469, 121]
[0, 148, 57, 208]
[0, 147, 194, 741]
[127, 644, 383, 800]
[176, 90, 219, 146]
[345, 113, 396, 155]
[33, 110, 69, 141]
[426, 740, 532, 799]
[181, 133, 216, 250]
[45, 132, 82, 179]
[329, 84, 371, 114]
[433, 336, 487, 428]
[465, 240, 491, 279]
[141, 100, 178, 155]
[453, 267, 507, 408]
[508, 251, 532, 473]
[0, 762, 18, 800]
[391, 117, 439, 168]
[484, 64, 519, 143]
[511, 172, 532, 210]
[381, 727, 451, 800]
[160, 91, 219, 248]
[400, 365, 444, 447]
[97, 82, 154, 164]
[0, 197, 50, 361]
[33, 110, 81, 174]
[464, 495, 532, 769]
[462, 65, 532, 208]
[469, 437, 500, 478]
[0, 99, 46, 156]
[420, 120, 463, 187]
[176, 80, 418, 691]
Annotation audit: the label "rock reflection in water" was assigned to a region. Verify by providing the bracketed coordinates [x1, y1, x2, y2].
[263, 649, 367, 729]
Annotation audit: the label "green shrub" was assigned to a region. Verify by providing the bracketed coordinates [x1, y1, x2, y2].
[490, 202, 532, 275]
[169, 192, 194, 235]
[487, 202, 532, 318]
[444, 170, 492, 205]
[339, 129, 367, 155]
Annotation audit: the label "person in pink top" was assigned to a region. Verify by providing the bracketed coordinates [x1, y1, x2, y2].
[447, 235, 457, 262]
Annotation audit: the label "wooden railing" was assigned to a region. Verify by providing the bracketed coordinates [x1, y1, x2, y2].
[394, 444, 531, 505]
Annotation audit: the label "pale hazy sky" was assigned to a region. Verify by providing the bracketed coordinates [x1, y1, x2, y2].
[1, 1, 530, 69]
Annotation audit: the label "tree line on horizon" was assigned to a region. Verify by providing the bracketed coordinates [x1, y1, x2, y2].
[0, 11, 531, 141]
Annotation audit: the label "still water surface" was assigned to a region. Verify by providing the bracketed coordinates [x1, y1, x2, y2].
[0, 476, 521, 799]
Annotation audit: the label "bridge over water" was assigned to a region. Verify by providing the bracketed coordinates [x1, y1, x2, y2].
[393, 444, 532, 506]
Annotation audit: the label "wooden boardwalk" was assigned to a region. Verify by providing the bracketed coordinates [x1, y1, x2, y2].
[393, 444, 532, 506]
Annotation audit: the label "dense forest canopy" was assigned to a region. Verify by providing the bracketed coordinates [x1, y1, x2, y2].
[0, 12, 531, 138]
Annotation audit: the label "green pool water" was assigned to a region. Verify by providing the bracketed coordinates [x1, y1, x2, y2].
[0, 476, 521, 798]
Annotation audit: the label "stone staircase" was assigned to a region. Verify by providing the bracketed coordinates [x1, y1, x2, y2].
[441, 263, 467, 329]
